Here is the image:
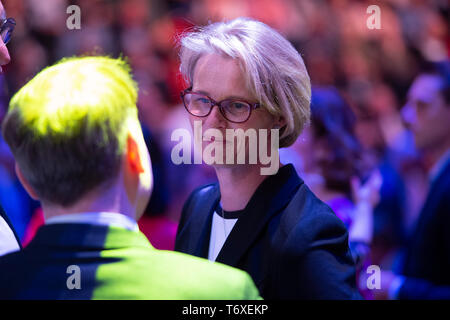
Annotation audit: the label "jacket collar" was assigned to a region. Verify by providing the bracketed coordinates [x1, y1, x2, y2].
[0, 205, 22, 249]
[194, 164, 303, 266]
[45, 212, 139, 232]
[27, 223, 152, 251]
[414, 158, 450, 231]
[429, 149, 450, 185]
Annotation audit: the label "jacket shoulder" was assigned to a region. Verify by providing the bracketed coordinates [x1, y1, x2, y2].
[280, 184, 349, 250]
[105, 248, 261, 300]
[163, 250, 261, 299]
[271, 185, 359, 299]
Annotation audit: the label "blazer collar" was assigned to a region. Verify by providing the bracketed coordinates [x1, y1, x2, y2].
[27, 223, 152, 251]
[191, 185, 221, 258]
[415, 159, 450, 230]
[195, 164, 303, 266]
[0, 205, 22, 249]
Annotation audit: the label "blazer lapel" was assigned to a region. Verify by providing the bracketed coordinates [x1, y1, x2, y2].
[189, 185, 221, 258]
[216, 164, 303, 267]
[411, 160, 450, 238]
[0, 205, 22, 249]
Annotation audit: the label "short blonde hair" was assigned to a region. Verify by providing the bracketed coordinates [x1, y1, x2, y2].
[179, 17, 311, 147]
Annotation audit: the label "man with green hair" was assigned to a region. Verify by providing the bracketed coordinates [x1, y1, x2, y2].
[0, 56, 260, 300]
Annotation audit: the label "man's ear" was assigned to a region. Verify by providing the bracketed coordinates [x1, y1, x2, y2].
[126, 133, 145, 174]
[15, 163, 39, 200]
[123, 128, 153, 221]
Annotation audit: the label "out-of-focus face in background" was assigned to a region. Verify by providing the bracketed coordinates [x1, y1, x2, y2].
[402, 75, 450, 151]
[0, 1, 11, 72]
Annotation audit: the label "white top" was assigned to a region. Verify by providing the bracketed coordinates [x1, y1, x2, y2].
[45, 212, 139, 232]
[0, 216, 20, 256]
[208, 210, 238, 261]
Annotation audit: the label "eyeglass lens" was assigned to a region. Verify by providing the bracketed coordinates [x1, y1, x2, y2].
[183, 92, 251, 123]
[1, 19, 15, 44]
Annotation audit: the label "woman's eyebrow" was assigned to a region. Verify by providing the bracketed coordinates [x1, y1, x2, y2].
[193, 89, 253, 101]
[194, 89, 211, 96]
[224, 95, 253, 101]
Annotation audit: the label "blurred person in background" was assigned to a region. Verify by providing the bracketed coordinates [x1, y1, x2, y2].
[0, 56, 261, 300]
[350, 82, 411, 268]
[376, 61, 450, 300]
[291, 87, 382, 298]
[175, 17, 361, 299]
[0, 0, 22, 256]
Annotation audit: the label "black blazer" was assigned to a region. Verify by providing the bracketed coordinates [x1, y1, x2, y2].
[399, 159, 450, 299]
[0, 205, 21, 250]
[175, 164, 361, 299]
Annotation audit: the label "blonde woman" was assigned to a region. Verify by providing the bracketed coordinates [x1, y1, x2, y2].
[175, 17, 361, 299]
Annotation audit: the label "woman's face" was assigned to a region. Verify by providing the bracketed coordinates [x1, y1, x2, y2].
[189, 53, 280, 167]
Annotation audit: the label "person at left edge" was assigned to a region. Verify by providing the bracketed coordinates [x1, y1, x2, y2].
[0, 0, 21, 256]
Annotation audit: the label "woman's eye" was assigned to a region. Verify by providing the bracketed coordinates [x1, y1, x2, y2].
[232, 102, 246, 109]
[197, 98, 210, 104]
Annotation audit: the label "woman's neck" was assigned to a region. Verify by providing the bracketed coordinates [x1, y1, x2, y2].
[214, 164, 277, 211]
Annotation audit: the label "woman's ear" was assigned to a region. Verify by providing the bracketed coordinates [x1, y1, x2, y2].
[15, 163, 39, 200]
[273, 116, 286, 129]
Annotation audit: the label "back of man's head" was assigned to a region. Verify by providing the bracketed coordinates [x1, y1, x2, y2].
[2, 56, 141, 207]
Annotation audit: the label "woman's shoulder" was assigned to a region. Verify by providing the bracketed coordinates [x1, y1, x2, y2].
[278, 184, 349, 245]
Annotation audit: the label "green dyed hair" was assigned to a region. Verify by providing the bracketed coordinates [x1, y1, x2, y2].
[2, 56, 140, 207]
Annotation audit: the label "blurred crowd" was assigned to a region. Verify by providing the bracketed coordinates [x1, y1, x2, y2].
[0, 0, 448, 281]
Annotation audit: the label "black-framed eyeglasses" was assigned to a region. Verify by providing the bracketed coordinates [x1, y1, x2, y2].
[0, 18, 15, 45]
[181, 88, 261, 123]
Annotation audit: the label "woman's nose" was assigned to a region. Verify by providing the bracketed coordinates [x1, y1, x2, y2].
[204, 104, 227, 128]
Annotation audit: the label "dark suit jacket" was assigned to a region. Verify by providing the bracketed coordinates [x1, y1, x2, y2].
[175, 164, 361, 299]
[399, 159, 450, 299]
[0, 222, 261, 299]
[0, 205, 21, 250]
